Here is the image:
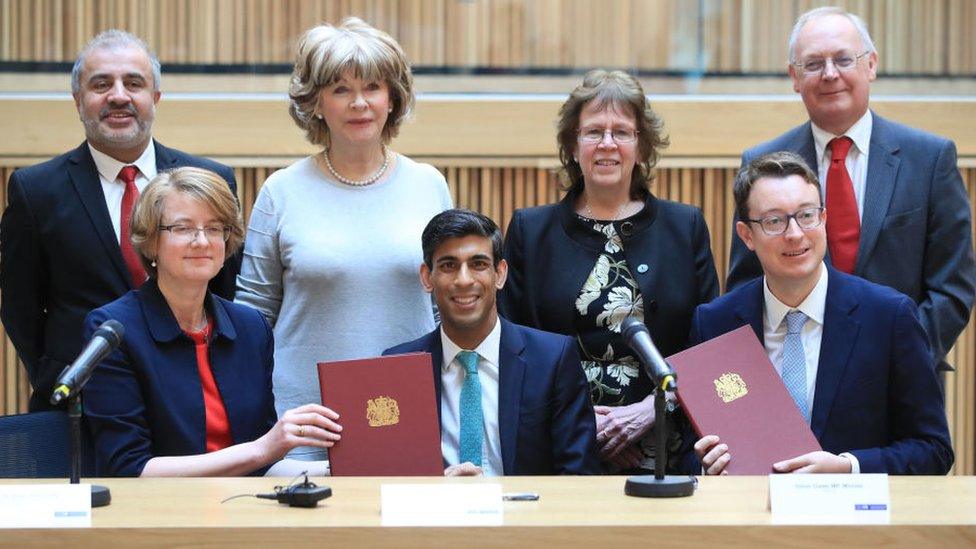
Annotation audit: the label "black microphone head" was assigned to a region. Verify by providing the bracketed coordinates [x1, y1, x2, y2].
[93, 319, 125, 348]
[620, 316, 647, 340]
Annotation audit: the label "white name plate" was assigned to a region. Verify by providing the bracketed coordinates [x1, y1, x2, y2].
[0, 484, 92, 528]
[381, 484, 503, 526]
[769, 474, 890, 524]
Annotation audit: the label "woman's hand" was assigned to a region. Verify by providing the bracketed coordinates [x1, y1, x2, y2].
[258, 403, 343, 461]
[593, 394, 656, 458]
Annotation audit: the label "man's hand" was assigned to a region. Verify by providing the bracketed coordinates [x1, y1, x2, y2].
[773, 451, 852, 474]
[694, 434, 730, 475]
[444, 462, 484, 476]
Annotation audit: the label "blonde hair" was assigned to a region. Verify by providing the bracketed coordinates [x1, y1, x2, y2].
[288, 17, 414, 146]
[130, 167, 244, 277]
[556, 69, 669, 199]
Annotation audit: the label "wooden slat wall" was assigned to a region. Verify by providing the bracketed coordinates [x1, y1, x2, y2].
[1, 0, 975, 74]
[1, 161, 974, 474]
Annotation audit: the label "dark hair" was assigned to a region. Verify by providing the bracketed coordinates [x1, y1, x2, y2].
[556, 69, 668, 199]
[734, 151, 821, 221]
[422, 209, 503, 268]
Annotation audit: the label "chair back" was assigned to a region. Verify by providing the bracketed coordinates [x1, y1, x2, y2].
[0, 410, 95, 478]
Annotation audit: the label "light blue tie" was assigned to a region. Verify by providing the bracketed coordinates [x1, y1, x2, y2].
[457, 350, 483, 466]
[782, 311, 810, 423]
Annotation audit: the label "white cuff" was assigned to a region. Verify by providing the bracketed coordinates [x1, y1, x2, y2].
[838, 452, 860, 474]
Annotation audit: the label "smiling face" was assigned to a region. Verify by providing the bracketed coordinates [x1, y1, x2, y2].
[789, 13, 877, 135]
[74, 45, 159, 161]
[736, 174, 826, 296]
[152, 192, 226, 291]
[574, 100, 638, 196]
[317, 69, 391, 149]
[420, 235, 508, 349]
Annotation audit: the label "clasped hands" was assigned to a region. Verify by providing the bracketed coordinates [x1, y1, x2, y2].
[594, 395, 657, 470]
[694, 434, 852, 475]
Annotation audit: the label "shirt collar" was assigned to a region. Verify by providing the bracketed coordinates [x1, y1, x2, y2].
[439, 317, 501, 371]
[763, 262, 828, 330]
[88, 139, 157, 183]
[811, 110, 872, 165]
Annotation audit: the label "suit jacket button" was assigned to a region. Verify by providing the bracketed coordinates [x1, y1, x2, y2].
[620, 221, 635, 236]
[637, 263, 649, 273]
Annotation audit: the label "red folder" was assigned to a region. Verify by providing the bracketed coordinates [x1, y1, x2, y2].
[317, 353, 443, 476]
[668, 325, 821, 474]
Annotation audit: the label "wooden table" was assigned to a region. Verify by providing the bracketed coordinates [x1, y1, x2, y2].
[3, 476, 975, 547]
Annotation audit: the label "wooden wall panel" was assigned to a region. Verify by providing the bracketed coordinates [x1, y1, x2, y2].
[1, 0, 974, 75]
[2, 160, 974, 475]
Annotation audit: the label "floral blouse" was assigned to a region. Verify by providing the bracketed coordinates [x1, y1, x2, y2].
[573, 216, 686, 472]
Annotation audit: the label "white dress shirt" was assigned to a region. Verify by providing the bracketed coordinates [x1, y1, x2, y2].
[438, 319, 503, 476]
[811, 110, 872, 219]
[88, 142, 156, 242]
[762, 263, 860, 473]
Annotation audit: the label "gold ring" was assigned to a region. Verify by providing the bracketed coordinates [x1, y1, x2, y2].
[297, 425, 306, 437]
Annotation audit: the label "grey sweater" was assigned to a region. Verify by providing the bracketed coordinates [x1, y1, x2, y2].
[236, 154, 452, 435]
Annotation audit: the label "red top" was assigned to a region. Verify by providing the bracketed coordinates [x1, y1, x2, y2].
[185, 319, 233, 453]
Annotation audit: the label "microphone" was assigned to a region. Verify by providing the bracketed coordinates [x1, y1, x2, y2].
[620, 317, 676, 391]
[50, 320, 125, 405]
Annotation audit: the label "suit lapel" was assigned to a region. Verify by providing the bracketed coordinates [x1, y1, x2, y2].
[733, 279, 766, 344]
[856, 113, 900, 273]
[153, 140, 180, 171]
[421, 330, 446, 427]
[810, 269, 860, 438]
[497, 319, 526, 475]
[67, 143, 131, 286]
[794, 122, 819, 176]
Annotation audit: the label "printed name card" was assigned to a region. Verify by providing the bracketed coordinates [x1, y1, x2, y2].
[0, 484, 92, 528]
[381, 484, 503, 526]
[769, 474, 890, 524]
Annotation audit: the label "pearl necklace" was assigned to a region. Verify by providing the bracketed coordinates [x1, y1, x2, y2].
[322, 146, 390, 187]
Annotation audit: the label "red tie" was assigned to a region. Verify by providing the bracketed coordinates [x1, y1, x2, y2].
[118, 165, 148, 287]
[825, 137, 860, 273]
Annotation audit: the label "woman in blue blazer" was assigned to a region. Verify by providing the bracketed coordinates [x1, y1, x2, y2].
[83, 168, 341, 476]
[499, 71, 718, 473]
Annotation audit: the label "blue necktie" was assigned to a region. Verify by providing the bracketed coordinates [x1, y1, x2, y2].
[457, 350, 483, 466]
[782, 311, 810, 423]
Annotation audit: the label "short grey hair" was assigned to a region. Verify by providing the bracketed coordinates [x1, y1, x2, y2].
[288, 17, 414, 146]
[788, 6, 876, 63]
[71, 30, 162, 94]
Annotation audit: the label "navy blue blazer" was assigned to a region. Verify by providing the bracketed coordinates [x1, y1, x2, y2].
[83, 278, 276, 477]
[499, 190, 719, 362]
[384, 319, 602, 475]
[690, 267, 953, 474]
[1, 140, 241, 411]
[727, 113, 976, 371]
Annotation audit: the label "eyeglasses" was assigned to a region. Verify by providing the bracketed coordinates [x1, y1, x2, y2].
[793, 50, 870, 78]
[577, 127, 639, 144]
[745, 207, 825, 236]
[159, 224, 231, 242]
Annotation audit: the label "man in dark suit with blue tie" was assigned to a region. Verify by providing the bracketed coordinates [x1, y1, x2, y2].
[384, 209, 601, 476]
[726, 7, 975, 375]
[0, 30, 238, 411]
[694, 152, 952, 475]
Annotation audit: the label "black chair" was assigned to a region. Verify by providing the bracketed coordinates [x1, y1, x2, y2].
[0, 410, 95, 478]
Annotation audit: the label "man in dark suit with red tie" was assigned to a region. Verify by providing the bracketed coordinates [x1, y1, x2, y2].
[726, 7, 976, 375]
[0, 30, 238, 411]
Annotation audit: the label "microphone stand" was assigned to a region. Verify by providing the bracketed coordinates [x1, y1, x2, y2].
[624, 377, 696, 498]
[67, 392, 111, 507]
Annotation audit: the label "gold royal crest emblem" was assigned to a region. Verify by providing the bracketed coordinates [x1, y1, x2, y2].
[714, 373, 748, 403]
[366, 396, 400, 427]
